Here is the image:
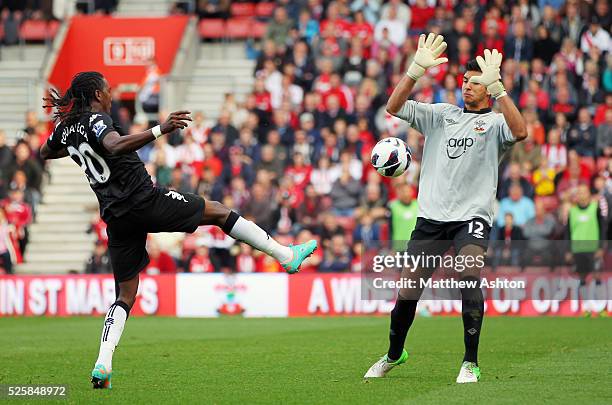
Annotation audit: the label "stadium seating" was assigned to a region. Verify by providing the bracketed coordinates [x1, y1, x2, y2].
[251, 20, 267, 39]
[226, 18, 253, 39]
[255, 2, 275, 18]
[18, 20, 61, 44]
[230, 3, 256, 18]
[198, 19, 226, 40]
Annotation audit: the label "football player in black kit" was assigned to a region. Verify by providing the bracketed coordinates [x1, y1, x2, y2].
[40, 72, 317, 389]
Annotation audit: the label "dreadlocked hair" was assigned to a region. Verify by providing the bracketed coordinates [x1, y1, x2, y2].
[44, 71, 106, 124]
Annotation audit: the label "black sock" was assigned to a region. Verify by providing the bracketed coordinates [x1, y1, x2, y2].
[387, 297, 418, 361]
[460, 277, 484, 365]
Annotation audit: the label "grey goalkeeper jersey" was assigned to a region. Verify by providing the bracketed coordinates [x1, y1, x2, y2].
[395, 101, 516, 226]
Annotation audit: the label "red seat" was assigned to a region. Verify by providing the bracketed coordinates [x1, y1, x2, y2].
[255, 2, 276, 18]
[0, 23, 4, 41]
[251, 21, 267, 39]
[19, 20, 48, 42]
[198, 19, 226, 39]
[230, 3, 256, 18]
[47, 20, 61, 38]
[226, 18, 252, 39]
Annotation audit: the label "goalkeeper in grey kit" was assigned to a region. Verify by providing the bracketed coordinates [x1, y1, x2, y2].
[364, 33, 527, 383]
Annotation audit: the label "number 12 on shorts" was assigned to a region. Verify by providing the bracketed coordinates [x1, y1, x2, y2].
[468, 220, 485, 239]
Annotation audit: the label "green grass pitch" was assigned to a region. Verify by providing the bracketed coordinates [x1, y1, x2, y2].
[1, 316, 611, 404]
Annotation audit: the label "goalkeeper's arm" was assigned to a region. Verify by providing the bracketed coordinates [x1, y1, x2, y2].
[386, 75, 418, 116]
[386, 33, 447, 117]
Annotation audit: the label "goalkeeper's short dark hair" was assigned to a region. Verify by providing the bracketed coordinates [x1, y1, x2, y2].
[465, 59, 482, 72]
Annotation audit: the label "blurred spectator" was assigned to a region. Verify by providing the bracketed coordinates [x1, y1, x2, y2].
[85, 241, 112, 274]
[243, 183, 275, 232]
[597, 109, 612, 157]
[510, 135, 541, 173]
[350, 0, 381, 25]
[353, 213, 380, 247]
[497, 183, 535, 228]
[272, 191, 298, 235]
[567, 108, 597, 158]
[580, 17, 611, 55]
[211, 110, 239, 146]
[329, 168, 361, 216]
[0, 208, 15, 274]
[7, 141, 42, 195]
[138, 58, 162, 113]
[318, 212, 344, 250]
[505, 20, 533, 62]
[565, 184, 606, 287]
[492, 213, 524, 268]
[220, 146, 255, 187]
[1, 187, 32, 257]
[388, 183, 418, 245]
[523, 200, 558, 266]
[319, 234, 351, 272]
[189, 241, 214, 273]
[144, 239, 177, 275]
[356, 182, 388, 222]
[499, 162, 535, 200]
[265, 7, 293, 49]
[88, 213, 108, 245]
[541, 128, 567, 172]
[197, 0, 230, 19]
[374, 6, 406, 47]
[380, 0, 411, 26]
[185, 111, 210, 144]
[296, 9, 320, 45]
[532, 157, 557, 197]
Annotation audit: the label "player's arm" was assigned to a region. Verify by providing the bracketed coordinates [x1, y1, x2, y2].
[40, 126, 69, 160]
[469, 49, 527, 141]
[40, 143, 68, 160]
[496, 95, 527, 141]
[102, 111, 191, 155]
[386, 33, 447, 116]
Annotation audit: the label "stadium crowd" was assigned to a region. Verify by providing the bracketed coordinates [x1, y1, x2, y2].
[2, 0, 612, 275]
[126, 0, 612, 274]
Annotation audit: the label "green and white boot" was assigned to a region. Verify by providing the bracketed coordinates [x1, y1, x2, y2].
[281, 240, 317, 274]
[456, 361, 481, 383]
[364, 350, 408, 378]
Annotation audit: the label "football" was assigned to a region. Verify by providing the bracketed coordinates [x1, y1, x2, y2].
[370, 137, 412, 177]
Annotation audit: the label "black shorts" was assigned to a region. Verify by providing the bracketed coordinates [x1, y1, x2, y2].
[574, 252, 595, 275]
[106, 187, 206, 282]
[405, 217, 491, 270]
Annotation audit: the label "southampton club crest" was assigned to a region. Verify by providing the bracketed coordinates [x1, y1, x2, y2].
[473, 119, 487, 134]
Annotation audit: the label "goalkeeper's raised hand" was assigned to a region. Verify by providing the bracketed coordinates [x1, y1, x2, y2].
[468, 49, 507, 99]
[406, 33, 448, 81]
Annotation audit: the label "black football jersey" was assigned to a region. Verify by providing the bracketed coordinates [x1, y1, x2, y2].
[46, 111, 154, 220]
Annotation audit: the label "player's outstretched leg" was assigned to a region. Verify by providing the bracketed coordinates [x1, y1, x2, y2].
[201, 201, 317, 273]
[91, 275, 138, 389]
[364, 267, 431, 378]
[456, 244, 485, 384]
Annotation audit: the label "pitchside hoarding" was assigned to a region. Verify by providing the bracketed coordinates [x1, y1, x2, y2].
[0, 273, 610, 317]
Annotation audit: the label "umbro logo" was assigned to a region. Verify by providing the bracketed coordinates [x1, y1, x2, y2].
[105, 318, 114, 326]
[445, 118, 458, 125]
[467, 328, 478, 335]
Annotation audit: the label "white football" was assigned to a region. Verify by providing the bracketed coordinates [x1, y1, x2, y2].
[370, 137, 412, 178]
